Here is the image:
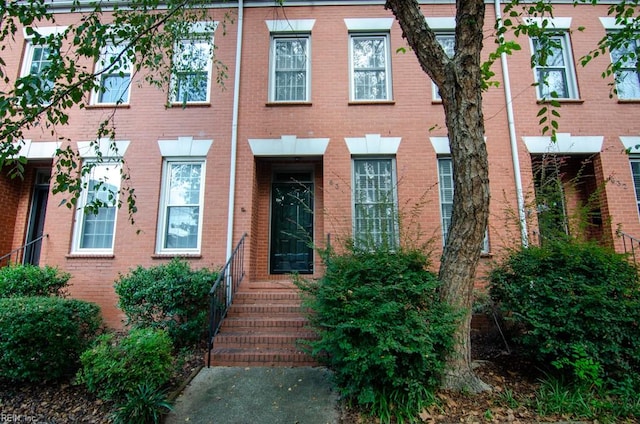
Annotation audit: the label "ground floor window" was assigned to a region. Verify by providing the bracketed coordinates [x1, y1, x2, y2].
[352, 158, 398, 248]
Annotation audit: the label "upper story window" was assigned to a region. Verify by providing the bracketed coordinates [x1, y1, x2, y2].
[72, 162, 121, 253]
[270, 36, 310, 102]
[92, 42, 132, 105]
[170, 22, 216, 104]
[350, 34, 392, 101]
[610, 38, 640, 100]
[352, 158, 398, 249]
[21, 42, 55, 105]
[432, 33, 455, 101]
[531, 33, 579, 100]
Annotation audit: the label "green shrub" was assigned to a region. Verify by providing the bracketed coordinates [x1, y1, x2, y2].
[0, 264, 71, 298]
[77, 328, 174, 402]
[296, 246, 457, 423]
[111, 383, 173, 424]
[489, 238, 640, 391]
[0, 296, 102, 382]
[114, 258, 218, 347]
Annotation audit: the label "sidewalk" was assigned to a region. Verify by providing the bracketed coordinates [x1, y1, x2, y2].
[164, 366, 339, 424]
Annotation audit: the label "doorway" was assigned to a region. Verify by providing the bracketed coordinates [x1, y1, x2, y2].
[24, 169, 50, 265]
[270, 172, 314, 274]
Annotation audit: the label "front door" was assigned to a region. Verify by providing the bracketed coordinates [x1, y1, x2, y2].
[270, 173, 313, 274]
[24, 169, 50, 265]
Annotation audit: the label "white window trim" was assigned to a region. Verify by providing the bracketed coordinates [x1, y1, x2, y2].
[269, 35, 311, 102]
[90, 41, 132, 105]
[351, 156, 399, 248]
[621, 136, 640, 153]
[522, 133, 603, 154]
[345, 133, 401, 155]
[71, 161, 122, 254]
[169, 21, 218, 105]
[629, 157, 640, 217]
[344, 18, 393, 32]
[156, 159, 206, 254]
[266, 19, 316, 33]
[348, 33, 393, 101]
[249, 135, 329, 157]
[530, 32, 579, 100]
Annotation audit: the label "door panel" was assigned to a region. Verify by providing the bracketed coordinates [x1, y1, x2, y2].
[270, 180, 313, 274]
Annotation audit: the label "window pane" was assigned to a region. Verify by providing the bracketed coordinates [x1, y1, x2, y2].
[352, 36, 389, 100]
[98, 75, 130, 103]
[533, 36, 574, 99]
[174, 72, 208, 102]
[612, 41, 640, 99]
[162, 162, 203, 251]
[165, 206, 199, 248]
[78, 165, 120, 250]
[168, 163, 202, 205]
[353, 159, 397, 247]
[96, 43, 131, 104]
[274, 38, 308, 101]
[171, 38, 212, 102]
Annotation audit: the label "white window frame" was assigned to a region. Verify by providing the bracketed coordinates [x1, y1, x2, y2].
[531, 32, 579, 100]
[71, 162, 121, 254]
[269, 35, 311, 102]
[349, 33, 392, 101]
[437, 156, 489, 253]
[352, 157, 399, 248]
[630, 158, 640, 216]
[432, 33, 455, 101]
[609, 36, 640, 100]
[20, 41, 55, 104]
[156, 159, 206, 254]
[91, 41, 132, 105]
[169, 23, 216, 104]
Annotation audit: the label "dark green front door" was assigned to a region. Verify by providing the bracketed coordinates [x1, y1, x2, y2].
[270, 174, 313, 274]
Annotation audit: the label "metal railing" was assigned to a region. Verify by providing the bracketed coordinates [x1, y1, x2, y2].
[0, 234, 48, 267]
[207, 233, 247, 367]
[617, 230, 640, 266]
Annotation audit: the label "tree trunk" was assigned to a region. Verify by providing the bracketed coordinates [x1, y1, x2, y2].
[386, 0, 491, 392]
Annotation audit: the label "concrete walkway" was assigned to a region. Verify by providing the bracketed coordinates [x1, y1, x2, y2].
[164, 366, 339, 424]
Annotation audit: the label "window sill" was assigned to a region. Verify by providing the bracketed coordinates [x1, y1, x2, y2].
[152, 253, 202, 260]
[266, 101, 312, 107]
[431, 99, 443, 104]
[85, 104, 130, 109]
[618, 99, 640, 104]
[66, 253, 115, 259]
[167, 102, 211, 108]
[536, 98, 584, 105]
[348, 100, 395, 105]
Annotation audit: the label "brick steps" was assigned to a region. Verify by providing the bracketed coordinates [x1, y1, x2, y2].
[208, 280, 318, 367]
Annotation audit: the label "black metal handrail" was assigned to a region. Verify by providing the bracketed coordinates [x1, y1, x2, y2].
[617, 229, 640, 266]
[207, 233, 247, 367]
[0, 234, 48, 267]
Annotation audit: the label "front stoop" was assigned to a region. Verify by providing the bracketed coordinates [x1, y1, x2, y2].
[208, 280, 318, 367]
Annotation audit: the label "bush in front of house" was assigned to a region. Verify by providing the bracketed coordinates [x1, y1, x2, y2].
[489, 238, 640, 392]
[296, 245, 457, 423]
[114, 258, 218, 347]
[76, 327, 174, 403]
[0, 264, 71, 298]
[0, 296, 102, 382]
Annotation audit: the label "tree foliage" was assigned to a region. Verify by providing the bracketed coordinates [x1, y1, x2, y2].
[0, 0, 230, 220]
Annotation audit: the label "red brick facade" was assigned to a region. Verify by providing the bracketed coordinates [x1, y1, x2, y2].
[3, 2, 640, 327]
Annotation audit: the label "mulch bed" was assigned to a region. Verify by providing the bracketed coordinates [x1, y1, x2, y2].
[0, 331, 582, 423]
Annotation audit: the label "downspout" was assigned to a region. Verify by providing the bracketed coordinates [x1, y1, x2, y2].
[226, 0, 243, 273]
[495, 0, 529, 247]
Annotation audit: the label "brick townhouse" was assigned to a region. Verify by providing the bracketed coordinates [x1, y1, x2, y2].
[1, 0, 639, 329]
